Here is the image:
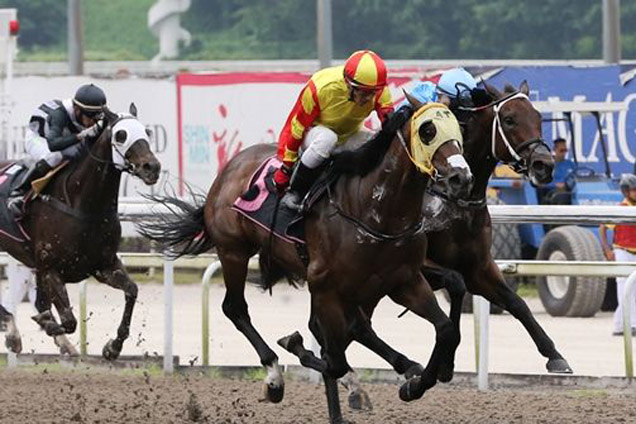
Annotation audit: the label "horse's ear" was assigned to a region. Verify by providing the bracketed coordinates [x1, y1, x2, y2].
[129, 102, 138, 117]
[519, 80, 530, 95]
[484, 83, 502, 100]
[403, 89, 424, 110]
[102, 106, 118, 124]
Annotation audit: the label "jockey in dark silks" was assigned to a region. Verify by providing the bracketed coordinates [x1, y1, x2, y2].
[8, 84, 107, 215]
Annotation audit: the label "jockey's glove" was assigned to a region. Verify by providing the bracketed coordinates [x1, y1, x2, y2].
[77, 121, 102, 141]
[273, 163, 293, 193]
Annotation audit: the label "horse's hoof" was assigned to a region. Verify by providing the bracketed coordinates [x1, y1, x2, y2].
[404, 362, 424, 379]
[5, 334, 22, 354]
[277, 331, 304, 353]
[60, 343, 79, 357]
[347, 388, 373, 411]
[263, 381, 284, 403]
[437, 362, 454, 383]
[546, 358, 573, 374]
[62, 320, 77, 334]
[399, 376, 425, 402]
[102, 339, 121, 361]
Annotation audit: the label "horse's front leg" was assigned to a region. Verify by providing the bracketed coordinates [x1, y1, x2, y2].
[339, 306, 424, 412]
[279, 290, 352, 424]
[469, 260, 572, 373]
[421, 263, 466, 381]
[389, 274, 459, 402]
[93, 258, 138, 360]
[218, 249, 284, 403]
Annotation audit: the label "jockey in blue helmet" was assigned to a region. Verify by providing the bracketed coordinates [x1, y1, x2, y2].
[399, 67, 490, 114]
[436, 67, 477, 104]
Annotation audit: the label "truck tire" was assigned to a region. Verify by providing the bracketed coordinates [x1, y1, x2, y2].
[536, 226, 606, 317]
[444, 196, 521, 314]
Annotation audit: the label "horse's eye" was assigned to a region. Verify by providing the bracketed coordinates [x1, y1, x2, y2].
[418, 121, 437, 145]
[115, 129, 127, 144]
[503, 116, 515, 126]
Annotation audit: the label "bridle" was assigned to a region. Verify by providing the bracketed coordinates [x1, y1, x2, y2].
[463, 91, 549, 173]
[87, 115, 146, 177]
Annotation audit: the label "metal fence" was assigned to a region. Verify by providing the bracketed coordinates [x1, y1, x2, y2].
[3, 204, 636, 389]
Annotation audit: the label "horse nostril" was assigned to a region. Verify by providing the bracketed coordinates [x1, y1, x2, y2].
[143, 161, 161, 175]
[448, 174, 461, 188]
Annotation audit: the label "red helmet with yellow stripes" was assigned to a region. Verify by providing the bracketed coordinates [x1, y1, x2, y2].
[343, 50, 387, 91]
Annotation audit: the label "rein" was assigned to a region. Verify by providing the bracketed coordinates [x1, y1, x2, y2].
[325, 124, 427, 244]
[326, 183, 425, 242]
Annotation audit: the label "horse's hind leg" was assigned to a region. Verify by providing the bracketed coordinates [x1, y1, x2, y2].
[1, 305, 22, 353]
[32, 272, 78, 355]
[350, 306, 424, 377]
[470, 260, 572, 373]
[389, 276, 459, 402]
[219, 249, 284, 403]
[93, 258, 138, 360]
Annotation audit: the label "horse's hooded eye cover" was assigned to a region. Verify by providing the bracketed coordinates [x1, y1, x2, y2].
[109, 114, 150, 168]
[409, 103, 463, 175]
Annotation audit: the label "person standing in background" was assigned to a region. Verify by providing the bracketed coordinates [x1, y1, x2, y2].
[600, 173, 636, 336]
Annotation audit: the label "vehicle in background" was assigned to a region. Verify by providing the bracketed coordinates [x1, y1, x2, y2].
[487, 100, 627, 317]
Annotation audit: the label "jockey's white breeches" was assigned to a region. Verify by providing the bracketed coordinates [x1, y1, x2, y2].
[300, 125, 374, 169]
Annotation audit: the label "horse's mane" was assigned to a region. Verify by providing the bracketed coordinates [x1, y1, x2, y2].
[330, 106, 413, 177]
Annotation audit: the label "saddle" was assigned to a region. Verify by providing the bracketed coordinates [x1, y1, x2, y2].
[0, 162, 33, 241]
[231, 156, 338, 245]
[0, 161, 68, 242]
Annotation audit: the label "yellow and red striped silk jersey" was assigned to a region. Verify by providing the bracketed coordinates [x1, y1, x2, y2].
[277, 65, 394, 164]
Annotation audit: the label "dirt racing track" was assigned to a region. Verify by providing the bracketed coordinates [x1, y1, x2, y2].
[1, 283, 636, 423]
[1, 368, 635, 424]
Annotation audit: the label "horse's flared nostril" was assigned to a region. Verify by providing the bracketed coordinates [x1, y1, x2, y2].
[143, 161, 161, 175]
[531, 160, 553, 183]
[447, 171, 474, 198]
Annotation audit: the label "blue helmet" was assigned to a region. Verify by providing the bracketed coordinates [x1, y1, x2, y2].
[397, 81, 438, 109]
[436, 67, 477, 98]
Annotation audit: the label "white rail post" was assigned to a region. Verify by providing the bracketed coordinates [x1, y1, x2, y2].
[79, 280, 87, 355]
[622, 270, 636, 377]
[201, 261, 222, 367]
[474, 295, 490, 390]
[163, 254, 174, 373]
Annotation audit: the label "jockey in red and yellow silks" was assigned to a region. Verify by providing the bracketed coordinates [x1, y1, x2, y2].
[274, 50, 393, 211]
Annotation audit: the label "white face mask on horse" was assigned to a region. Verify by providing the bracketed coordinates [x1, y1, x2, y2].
[110, 115, 151, 170]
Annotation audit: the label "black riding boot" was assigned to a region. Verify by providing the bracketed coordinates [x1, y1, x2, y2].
[281, 162, 323, 212]
[7, 159, 52, 216]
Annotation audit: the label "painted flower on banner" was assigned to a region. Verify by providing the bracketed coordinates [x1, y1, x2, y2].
[212, 104, 243, 173]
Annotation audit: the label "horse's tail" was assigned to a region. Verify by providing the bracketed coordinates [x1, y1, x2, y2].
[135, 193, 213, 259]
